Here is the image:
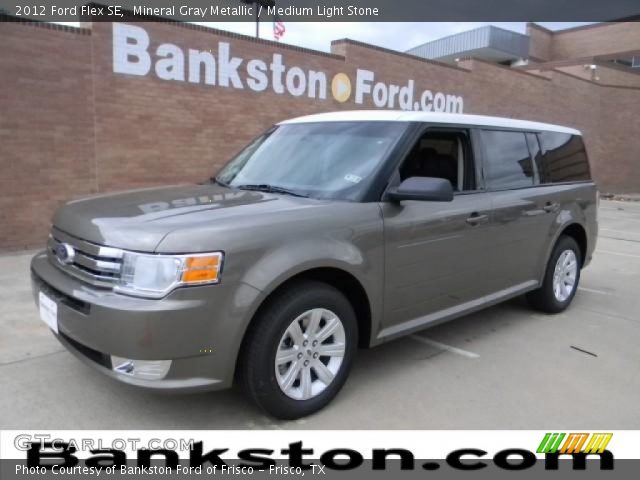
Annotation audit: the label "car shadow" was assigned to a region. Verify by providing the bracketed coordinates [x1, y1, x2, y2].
[97, 296, 539, 428]
[20, 296, 540, 429]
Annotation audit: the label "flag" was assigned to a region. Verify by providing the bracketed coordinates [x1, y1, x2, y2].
[273, 13, 285, 40]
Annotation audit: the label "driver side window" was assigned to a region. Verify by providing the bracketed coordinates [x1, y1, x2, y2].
[399, 129, 474, 192]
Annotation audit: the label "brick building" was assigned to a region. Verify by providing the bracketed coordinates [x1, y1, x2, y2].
[408, 22, 640, 72]
[1, 18, 639, 249]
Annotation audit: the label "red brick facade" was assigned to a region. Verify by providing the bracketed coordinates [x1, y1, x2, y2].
[1, 19, 639, 250]
[527, 22, 640, 62]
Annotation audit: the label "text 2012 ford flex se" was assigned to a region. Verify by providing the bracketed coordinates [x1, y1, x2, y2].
[31, 111, 597, 419]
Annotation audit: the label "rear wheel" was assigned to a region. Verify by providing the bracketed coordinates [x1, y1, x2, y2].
[527, 235, 581, 313]
[239, 281, 357, 419]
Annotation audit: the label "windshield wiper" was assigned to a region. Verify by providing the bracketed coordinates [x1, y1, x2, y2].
[236, 184, 309, 198]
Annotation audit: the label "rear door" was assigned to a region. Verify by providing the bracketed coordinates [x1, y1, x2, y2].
[478, 129, 555, 291]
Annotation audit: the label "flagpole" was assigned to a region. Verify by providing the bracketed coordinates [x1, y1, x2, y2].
[240, 0, 275, 39]
[256, 5, 259, 38]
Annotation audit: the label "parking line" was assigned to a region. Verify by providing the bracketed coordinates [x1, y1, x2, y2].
[578, 287, 611, 295]
[601, 228, 640, 236]
[598, 215, 640, 223]
[410, 335, 480, 359]
[597, 250, 640, 259]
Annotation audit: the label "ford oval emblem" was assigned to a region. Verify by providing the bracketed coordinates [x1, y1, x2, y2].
[56, 243, 75, 265]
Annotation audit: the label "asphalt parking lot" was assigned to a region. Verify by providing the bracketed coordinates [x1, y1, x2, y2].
[1, 199, 639, 430]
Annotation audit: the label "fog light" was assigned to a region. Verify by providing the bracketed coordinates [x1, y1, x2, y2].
[111, 356, 171, 380]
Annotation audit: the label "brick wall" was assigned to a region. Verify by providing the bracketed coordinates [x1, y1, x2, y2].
[598, 85, 640, 193]
[526, 23, 553, 62]
[1, 19, 639, 250]
[0, 21, 95, 250]
[550, 23, 640, 61]
[528, 22, 640, 62]
[553, 64, 640, 88]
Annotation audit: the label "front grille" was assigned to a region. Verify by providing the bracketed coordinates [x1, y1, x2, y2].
[47, 228, 124, 288]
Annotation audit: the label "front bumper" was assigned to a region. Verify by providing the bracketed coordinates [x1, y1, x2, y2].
[30, 251, 262, 392]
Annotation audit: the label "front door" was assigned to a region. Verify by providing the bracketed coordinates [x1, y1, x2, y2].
[379, 128, 497, 337]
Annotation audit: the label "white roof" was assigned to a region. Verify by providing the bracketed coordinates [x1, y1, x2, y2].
[279, 110, 581, 135]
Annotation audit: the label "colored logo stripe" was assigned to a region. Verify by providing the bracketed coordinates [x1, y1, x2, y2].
[537, 433, 612, 454]
[537, 433, 566, 453]
[583, 433, 613, 454]
[560, 433, 589, 454]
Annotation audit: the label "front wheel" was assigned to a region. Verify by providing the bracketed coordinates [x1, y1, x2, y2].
[239, 281, 357, 419]
[527, 235, 582, 313]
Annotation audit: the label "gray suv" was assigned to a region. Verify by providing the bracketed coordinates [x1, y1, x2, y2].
[31, 111, 597, 419]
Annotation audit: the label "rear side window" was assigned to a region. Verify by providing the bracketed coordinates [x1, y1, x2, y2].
[538, 132, 591, 183]
[481, 130, 535, 190]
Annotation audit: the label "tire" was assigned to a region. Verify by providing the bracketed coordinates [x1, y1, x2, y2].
[526, 235, 582, 313]
[239, 280, 358, 419]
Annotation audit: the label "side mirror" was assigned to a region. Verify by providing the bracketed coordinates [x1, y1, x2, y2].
[387, 177, 454, 203]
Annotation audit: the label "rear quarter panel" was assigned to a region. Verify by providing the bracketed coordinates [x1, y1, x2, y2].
[539, 182, 598, 278]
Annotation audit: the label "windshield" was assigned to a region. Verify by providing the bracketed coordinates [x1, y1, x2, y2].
[215, 121, 408, 200]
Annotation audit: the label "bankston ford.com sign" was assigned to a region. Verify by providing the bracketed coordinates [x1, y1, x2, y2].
[112, 23, 465, 113]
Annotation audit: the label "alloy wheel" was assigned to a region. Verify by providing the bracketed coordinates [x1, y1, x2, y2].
[275, 308, 346, 400]
[552, 249, 578, 302]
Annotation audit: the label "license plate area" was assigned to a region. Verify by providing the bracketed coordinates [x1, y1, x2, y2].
[39, 291, 58, 333]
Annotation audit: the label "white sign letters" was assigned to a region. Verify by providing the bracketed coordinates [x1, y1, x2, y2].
[112, 23, 464, 113]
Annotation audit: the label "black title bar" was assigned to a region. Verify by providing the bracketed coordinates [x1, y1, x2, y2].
[1, 0, 639, 22]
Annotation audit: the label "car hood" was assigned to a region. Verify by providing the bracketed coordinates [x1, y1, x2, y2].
[52, 184, 319, 251]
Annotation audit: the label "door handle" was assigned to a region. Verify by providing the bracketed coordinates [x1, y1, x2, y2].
[543, 202, 560, 213]
[466, 213, 489, 225]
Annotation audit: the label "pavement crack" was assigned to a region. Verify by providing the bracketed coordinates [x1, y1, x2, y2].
[570, 346, 598, 357]
[575, 305, 637, 324]
[0, 350, 66, 367]
[599, 235, 640, 244]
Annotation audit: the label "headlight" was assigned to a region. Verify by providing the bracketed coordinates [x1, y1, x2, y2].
[115, 251, 224, 298]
